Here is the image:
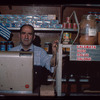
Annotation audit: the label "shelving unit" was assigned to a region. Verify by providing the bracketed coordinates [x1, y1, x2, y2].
[1, 5, 80, 97]
[55, 11, 79, 96]
[56, 44, 72, 96]
[8, 27, 78, 32]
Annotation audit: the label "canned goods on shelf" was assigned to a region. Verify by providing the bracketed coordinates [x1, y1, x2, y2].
[67, 23, 72, 29]
[63, 22, 67, 28]
[73, 23, 77, 29]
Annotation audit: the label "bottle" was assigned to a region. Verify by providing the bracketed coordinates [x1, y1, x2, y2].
[7, 41, 14, 51]
[0, 41, 7, 51]
[44, 42, 52, 54]
[79, 15, 97, 45]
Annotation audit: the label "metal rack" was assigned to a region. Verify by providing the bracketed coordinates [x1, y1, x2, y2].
[55, 11, 79, 96]
[8, 27, 78, 32]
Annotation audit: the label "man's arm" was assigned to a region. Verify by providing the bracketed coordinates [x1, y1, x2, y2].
[50, 40, 58, 67]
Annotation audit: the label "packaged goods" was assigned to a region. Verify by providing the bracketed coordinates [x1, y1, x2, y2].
[79, 15, 97, 45]
[7, 41, 14, 51]
[0, 41, 7, 51]
[48, 24, 55, 28]
[0, 14, 62, 29]
[67, 23, 72, 29]
[66, 17, 70, 23]
[44, 42, 52, 54]
[63, 22, 67, 28]
[33, 15, 41, 21]
[62, 32, 70, 44]
[73, 23, 77, 29]
[47, 15, 56, 20]
[0, 41, 14, 51]
[41, 15, 48, 20]
[41, 23, 49, 28]
[51, 20, 59, 24]
[55, 24, 62, 29]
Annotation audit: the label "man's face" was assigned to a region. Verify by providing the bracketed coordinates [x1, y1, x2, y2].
[20, 26, 34, 47]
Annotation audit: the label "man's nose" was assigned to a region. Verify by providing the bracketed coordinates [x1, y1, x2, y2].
[25, 34, 29, 38]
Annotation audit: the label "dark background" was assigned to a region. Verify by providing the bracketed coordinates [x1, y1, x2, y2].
[0, 0, 100, 5]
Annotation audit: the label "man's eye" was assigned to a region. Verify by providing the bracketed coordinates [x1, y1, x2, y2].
[21, 32, 25, 34]
[28, 33, 33, 35]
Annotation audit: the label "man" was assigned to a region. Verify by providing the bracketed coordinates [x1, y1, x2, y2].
[10, 24, 58, 94]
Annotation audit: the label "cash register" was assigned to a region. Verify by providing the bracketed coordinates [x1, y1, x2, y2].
[0, 51, 43, 95]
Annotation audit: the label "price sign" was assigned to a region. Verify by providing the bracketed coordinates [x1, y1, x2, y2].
[70, 45, 100, 61]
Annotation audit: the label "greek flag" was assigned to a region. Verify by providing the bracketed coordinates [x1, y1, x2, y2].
[0, 24, 11, 40]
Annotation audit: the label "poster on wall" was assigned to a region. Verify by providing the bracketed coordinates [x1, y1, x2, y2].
[70, 45, 100, 61]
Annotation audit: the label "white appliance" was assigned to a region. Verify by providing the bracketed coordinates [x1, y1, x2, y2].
[0, 51, 33, 94]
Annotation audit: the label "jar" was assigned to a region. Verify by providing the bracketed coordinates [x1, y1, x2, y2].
[97, 22, 100, 45]
[44, 42, 52, 54]
[0, 41, 7, 51]
[7, 41, 14, 51]
[79, 15, 97, 45]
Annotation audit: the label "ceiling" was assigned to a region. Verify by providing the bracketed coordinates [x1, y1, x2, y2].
[0, 0, 100, 5]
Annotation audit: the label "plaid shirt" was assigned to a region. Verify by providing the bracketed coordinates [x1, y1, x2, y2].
[10, 44, 53, 72]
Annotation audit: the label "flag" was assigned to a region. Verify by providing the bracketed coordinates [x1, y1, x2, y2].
[0, 24, 11, 40]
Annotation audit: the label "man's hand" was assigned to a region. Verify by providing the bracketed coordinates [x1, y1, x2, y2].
[50, 40, 59, 67]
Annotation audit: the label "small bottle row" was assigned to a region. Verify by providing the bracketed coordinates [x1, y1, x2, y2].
[0, 41, 14, 51]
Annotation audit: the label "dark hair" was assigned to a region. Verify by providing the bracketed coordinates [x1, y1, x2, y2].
[20, 24, 35, 35]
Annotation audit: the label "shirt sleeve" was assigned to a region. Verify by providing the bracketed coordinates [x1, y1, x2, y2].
[40, 48, 53, 73]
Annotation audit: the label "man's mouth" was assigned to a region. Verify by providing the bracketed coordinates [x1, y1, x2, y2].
[24, 39, 29, 41]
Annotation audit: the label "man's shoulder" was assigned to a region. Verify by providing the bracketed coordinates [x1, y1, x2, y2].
[34, 45, 45, 52]
[10, 45, 20, 51]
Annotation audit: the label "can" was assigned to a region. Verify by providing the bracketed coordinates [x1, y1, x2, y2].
[66, 17, 70, 23]
[67, 23, 72, 29]
[73, 23, 77, 29]
[63, 32, 70, 40]
[63, 22, 67, 28]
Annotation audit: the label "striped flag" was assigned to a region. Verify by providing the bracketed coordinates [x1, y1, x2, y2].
[0, 24, 11, 40]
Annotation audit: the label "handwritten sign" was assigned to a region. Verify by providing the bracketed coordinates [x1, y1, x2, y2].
[70, 45, 100, 61]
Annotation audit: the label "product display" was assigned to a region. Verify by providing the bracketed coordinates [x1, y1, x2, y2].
[62, 16, 77, 29]
[0, 14, 62, 29]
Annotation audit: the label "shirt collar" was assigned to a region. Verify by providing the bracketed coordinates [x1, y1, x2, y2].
[19, 44, 34, 51]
